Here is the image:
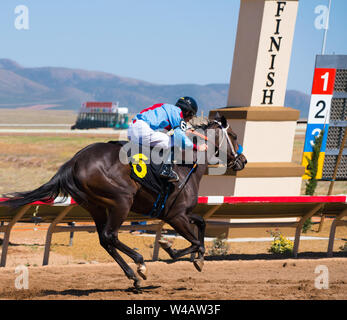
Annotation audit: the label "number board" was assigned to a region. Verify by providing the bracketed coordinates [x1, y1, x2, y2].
[302, 55, 347, 180]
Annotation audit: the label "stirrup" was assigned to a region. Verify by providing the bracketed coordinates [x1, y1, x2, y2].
[167, 170, 179, 182]
[160, 165, 179, 182]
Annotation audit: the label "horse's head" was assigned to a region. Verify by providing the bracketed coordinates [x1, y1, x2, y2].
[210, 115, 247, 171]
[190, 115, 247, 171]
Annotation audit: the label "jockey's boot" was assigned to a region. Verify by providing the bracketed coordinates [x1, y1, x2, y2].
[159, 164, 179, 182]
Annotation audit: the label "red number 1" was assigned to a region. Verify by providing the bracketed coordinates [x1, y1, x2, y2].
[311, 68, 336, 95]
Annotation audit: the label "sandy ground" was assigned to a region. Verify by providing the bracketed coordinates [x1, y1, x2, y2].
[0, 220, 346, 300]
[0, 259, 346, 300]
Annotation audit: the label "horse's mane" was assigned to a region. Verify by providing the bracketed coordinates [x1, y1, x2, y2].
[189, 118, 215, 131]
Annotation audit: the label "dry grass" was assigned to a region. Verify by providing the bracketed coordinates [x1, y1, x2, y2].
[0, 109, 77, 124]
[0, 134, 112, 194]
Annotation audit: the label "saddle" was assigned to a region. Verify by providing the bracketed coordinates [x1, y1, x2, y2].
[108, 141, 173, 218]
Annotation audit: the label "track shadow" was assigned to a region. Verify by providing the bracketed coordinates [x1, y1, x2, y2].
[41, 285, 161, 297]
[0, 238, 21, 246]
[205, 251, 347, 260]
[153, 251, 347, 264]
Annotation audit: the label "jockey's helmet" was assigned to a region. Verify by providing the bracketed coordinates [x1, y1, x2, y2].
[175, 96, 198, 116]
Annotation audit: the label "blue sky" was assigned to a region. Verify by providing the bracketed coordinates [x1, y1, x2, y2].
[0, 0, 346, 94]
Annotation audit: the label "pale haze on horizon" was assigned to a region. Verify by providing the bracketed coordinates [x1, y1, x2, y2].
[0, 0, 346, 95]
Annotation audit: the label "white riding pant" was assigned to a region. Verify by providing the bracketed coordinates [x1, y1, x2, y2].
[127, 119, 171, 149]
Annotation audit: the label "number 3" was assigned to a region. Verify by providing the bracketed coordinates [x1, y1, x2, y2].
[310, 128, 322, 147]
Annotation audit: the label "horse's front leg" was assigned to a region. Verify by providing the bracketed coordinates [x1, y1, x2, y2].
[100, 204, 147, 290]
[188, 214, 206, 271]
[158, 213, 205, 271]
[158, 238, 198, 260]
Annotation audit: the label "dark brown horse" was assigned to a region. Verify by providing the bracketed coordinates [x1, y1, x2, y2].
[1, 115, 247, 289]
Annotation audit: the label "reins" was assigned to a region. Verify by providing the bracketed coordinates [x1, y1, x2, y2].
[187, 121, 238, 158]
[166, 121, 238, 214]
[186, 129, 209, 141]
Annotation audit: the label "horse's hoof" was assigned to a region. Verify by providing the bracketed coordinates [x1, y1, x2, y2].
[190, 253, 196, 262]
[193, 258, 204, 272]
[158, 239, 172, 249]
[137, 263, 147, 280]
[133, 278, 142, 291]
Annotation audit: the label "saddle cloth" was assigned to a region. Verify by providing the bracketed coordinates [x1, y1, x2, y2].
[108, 141, 173, 218]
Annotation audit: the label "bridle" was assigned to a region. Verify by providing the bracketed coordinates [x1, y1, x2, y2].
[213, 120, 244, 169]
[187, 121, 245, 170]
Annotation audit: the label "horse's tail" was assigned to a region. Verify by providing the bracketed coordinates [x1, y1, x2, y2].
[1, 159, 88, 209]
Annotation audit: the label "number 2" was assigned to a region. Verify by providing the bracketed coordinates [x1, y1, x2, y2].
[315, 100, 326, 119]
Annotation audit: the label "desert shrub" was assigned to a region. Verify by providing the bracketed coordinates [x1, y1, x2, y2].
[267, 230, 293, 255]
[302, 219, 314, 233]
[339, 242, 347, 252]
[207, 234, 229, 256]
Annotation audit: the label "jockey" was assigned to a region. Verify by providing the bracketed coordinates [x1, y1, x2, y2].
[128, 96, 208, 182]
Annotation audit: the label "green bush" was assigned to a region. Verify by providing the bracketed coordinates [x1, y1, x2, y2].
[267, 230, 293, 255]
[302, 219, 314, 233]
[303, 129, 324, 233]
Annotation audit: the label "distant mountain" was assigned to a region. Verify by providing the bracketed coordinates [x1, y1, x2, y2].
[0, 59, 310, 118]
[284, 89, 311, 119]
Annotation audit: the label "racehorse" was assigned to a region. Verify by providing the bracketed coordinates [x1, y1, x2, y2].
[1, 115, 247, 289]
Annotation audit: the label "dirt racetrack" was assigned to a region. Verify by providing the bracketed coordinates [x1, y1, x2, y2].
[0, 257, 346, 300]
[0, 220, 346, 300]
